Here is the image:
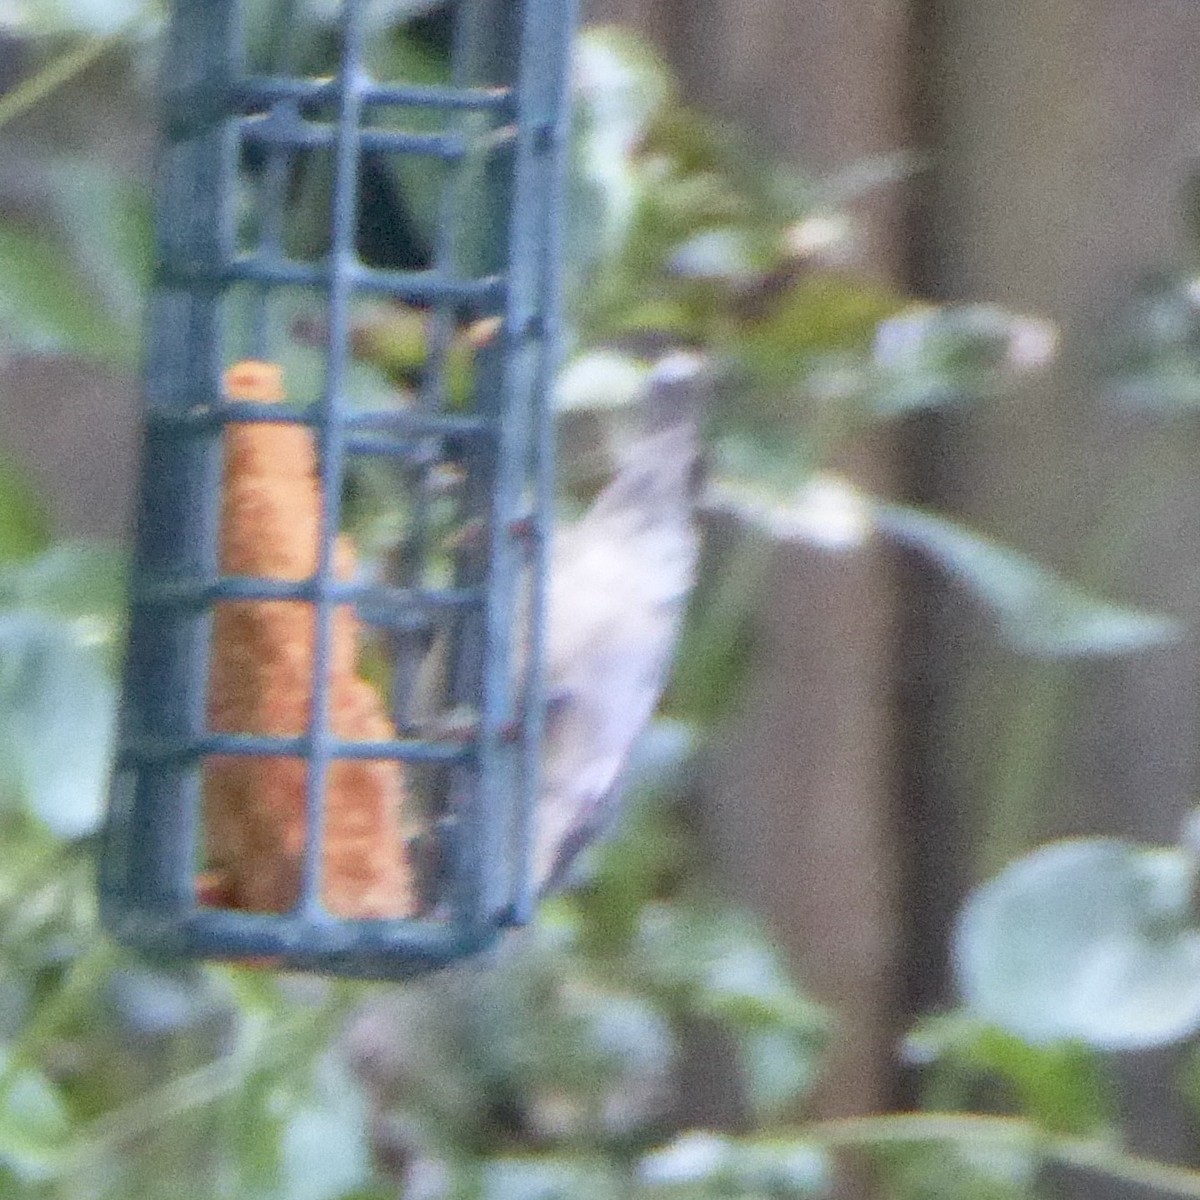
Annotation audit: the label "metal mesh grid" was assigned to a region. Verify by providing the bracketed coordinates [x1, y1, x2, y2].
[100, 0, 577, 978]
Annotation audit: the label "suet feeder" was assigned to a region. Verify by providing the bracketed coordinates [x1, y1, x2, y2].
[100, 0, 578, 978]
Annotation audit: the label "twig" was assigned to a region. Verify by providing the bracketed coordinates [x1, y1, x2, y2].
[806, 1111, 1200, 1199]
[0, 36, 120, 132]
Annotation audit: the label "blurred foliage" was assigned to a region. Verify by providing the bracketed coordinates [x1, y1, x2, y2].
[346, 765, 832, 1195]
[1108, 272, 1200, 411]
[1, 5, 1200, 1200]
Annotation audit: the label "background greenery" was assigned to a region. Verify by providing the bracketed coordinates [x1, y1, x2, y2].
[1, 3, 1200, 1198]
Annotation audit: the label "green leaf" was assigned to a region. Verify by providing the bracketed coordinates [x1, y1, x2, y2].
[874, 1141, 1035, 1200]
[634, 905, 829, 1117]
[734, 1026, 826, 1120]
[574, 27, 674, 253]
[0, 541, 125, 618]
[481, 1156, 623, 1200]
[0, 1051, 69, 1183]
[875, 504, 1182, 657]
[0, 456, 50, 563]
[638, 1131, 830, 1196]
[904, 1012, 1115, 1135]
[0, 542, 126, 677]
[0, 612, 115, 839]
[224, 1056, 288, 1194]
[1113, 371, 1200, 410]
[954, 838, 1200, 1050]
[867, 304, 1057, 417]
[281, 1055, 374, 1200]
[0, 218, 135, 364]
[1107, 276, 1200, 412]
[0, 0, 154, 36]
[738, 272, 902, 387]
[704, 474, 870, 550]
[104, 964, 231, 1041]
[638, 1131, 734, 1190]
[555, 350, 647, 413]
[821, 151, 932, 205]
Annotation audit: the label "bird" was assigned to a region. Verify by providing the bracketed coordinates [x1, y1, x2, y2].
[533, 349, 707, 891]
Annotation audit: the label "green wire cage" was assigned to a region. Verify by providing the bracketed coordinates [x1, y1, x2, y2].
[100, 0, 579, 978]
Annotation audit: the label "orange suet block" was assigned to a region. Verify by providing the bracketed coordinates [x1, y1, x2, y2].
[203, 360, 415, 919]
